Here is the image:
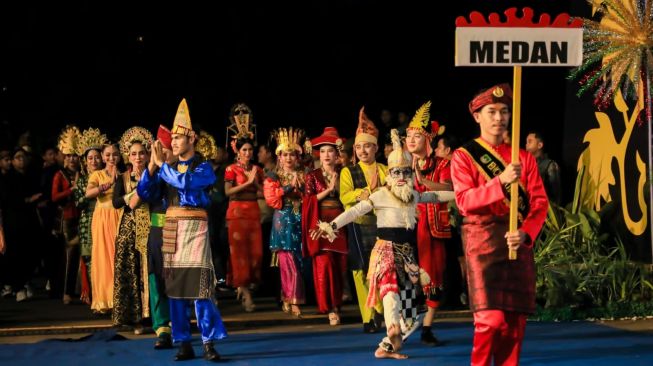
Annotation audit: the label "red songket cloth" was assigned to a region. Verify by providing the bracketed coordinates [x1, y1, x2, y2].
[263, 177, 284, 210]
[302, 168, 348, 313]
[52, 170, 80, 220]
[301, 168, 348, 257]
[414, 156, 452, 238]
[414, 156, 451, 293]
[366, 240, 398, 308]
[451, 138, 548, 314]
[224, 164, 263, 288]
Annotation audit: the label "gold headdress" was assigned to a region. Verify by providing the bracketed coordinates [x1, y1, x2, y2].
[387, 129, 411, 170]
[57, 125, 82, 155]
[76, 127, 108, 156]
[407, 101, 432, 136]
[407, 101, 446, 156]
[171, 98, 194, 137]
[196, 130, 219, 161]
[227, 103, 256, 152]
[119, 126, 154, 162]
[273, 127, 304, 155]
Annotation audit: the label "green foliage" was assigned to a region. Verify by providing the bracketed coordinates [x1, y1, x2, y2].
[533, 301, 653, 322]
[533, 201, 653, 319]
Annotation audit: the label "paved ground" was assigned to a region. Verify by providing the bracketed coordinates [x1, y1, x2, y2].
[1, 282, 651, 345]
[0, 284, 472, 342]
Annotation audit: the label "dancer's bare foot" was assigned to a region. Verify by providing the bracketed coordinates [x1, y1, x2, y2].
[388, 324, 403, 352]
[374, 347, 408, 359]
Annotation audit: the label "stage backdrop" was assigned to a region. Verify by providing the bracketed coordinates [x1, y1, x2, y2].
[563, 77, 652, 263]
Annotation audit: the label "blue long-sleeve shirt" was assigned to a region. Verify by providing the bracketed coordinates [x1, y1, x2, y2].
[159, 158, 216, 209]
[137, 168, 164, 204]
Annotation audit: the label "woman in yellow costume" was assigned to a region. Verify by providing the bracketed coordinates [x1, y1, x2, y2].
[85, 140, 122, 313]
[73, 128, 107, 305]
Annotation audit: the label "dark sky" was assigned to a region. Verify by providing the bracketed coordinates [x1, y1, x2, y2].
[0, 0, 578, 153]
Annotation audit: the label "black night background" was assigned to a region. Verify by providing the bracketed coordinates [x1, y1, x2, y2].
[0, 0, 578, 185]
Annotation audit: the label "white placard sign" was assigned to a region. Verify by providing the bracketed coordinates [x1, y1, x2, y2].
[456, 27, 582, 67]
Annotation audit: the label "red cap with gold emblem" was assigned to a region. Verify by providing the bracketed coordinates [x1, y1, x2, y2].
[468, 83, 513, 114]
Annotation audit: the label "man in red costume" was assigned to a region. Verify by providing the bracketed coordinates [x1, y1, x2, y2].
[451, 83, 548, 366]
[405, 101, 451, 346]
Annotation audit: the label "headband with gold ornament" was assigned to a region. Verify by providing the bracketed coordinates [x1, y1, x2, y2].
[58, 125, 82, 155]
[76, 127, 109, 156]
[273, 127, 304, 155]
[119, 126, 154, 162]
[196, 130, 219, 161]
[171, 98, 194, 137]
[468, 83, 513, 115]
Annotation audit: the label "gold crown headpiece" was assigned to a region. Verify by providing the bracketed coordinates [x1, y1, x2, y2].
[76, 127, 108, 156]
[273, 127, 304, 155]
[58, 125, 82, 156]
[196, 130, 219, 161]
[119, 126, 154, 162]
[228, 103, 256, 137]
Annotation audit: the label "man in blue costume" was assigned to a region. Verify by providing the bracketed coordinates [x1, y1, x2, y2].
[145, 99, 227, 362]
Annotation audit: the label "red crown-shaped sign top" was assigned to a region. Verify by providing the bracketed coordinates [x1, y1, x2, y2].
[456, 7, 583, 28]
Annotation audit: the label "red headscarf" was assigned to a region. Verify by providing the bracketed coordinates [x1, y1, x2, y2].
[468, 83, 513, 115]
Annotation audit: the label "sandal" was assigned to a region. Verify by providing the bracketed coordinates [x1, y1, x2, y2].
[328, 312, 340, 326]
[291, 305, 302, 318]
[242, 290, 256, 313]
[282, 301, 291, 313]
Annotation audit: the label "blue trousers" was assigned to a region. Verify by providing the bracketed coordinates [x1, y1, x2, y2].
[169, 298, 228, 344]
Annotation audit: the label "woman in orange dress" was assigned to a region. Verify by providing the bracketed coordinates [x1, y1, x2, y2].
[85, 143, 122, 313]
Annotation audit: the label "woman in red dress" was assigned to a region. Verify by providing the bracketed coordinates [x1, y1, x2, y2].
[224, 137, 264, 312]
[51, 125, 82, 305]
[302, 127, 348, 325]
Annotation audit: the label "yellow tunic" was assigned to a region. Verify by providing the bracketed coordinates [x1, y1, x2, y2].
[339, 161, 388, 222]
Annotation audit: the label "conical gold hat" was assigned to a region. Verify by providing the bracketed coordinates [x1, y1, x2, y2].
[171, 98, 194, 136]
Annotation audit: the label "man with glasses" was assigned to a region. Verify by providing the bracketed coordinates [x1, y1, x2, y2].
[312, 129, 453, 360]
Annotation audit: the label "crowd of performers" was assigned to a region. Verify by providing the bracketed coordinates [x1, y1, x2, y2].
[0, 82, 548, 365]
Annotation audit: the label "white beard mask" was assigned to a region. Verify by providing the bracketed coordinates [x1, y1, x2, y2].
[386, 174, 414, 203]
